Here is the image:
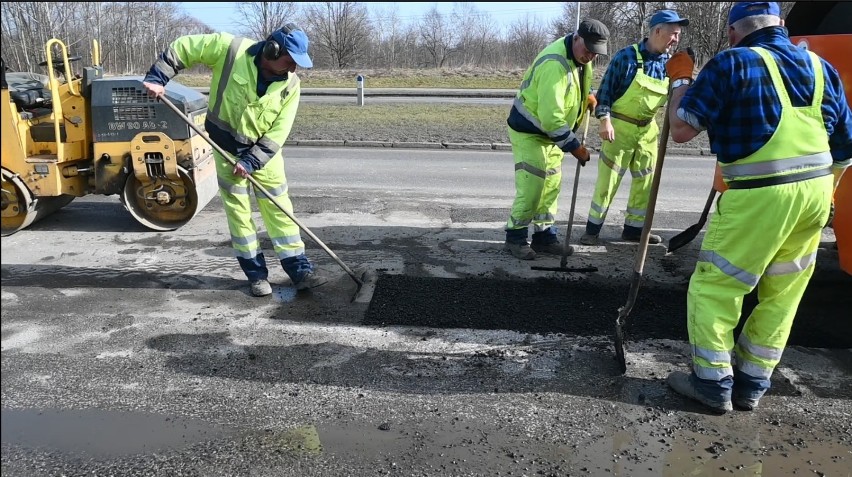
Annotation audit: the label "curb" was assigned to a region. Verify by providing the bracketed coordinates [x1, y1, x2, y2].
[287, 140, 713, 157]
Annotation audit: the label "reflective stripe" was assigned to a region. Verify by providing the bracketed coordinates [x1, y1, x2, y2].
[698, 250, 760, 287]
[590, 201, 607, 215]
[737, 334, 784, 361]
[599, 152, 623, 175]
[512, 97, 575, 148]
[515, 161, 547, 179]
[234, 249, 258, 259]
[693, 363, 733, 381]
[765, 252, 816, 276]
[276, 246, 305, 259]
[252, 136, 283, 166]
[626, 207, 645, 217]
[155, 48, 183, 79]
[534, 213, 555, 222]
[587, 201, 607, 224]
[207, 115, 258, 145]
[693, 344, 732, 367]
[722, 151, 833, 180]
[210, 37, 243, 123]
[519, 53, 572, 92]
[737, 360, 773, 379]
[631, 166, 653, 178]
[271, 234, 303, 247]
[218, 177, 249, 195]
[248, 144, 274, 165]
[510, 216, 532, 227]
[624, 218, 645, 228]
[231, 233, 258, 247]
[257, 182, 288, 198]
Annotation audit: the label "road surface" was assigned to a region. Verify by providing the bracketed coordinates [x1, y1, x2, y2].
[2, 147, 850, 476]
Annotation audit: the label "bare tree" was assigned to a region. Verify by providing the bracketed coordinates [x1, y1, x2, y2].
[551, 2, 580, 40]
[450, 3, 500, 67]
[418, 5, 457, 68]
[370, 3, 403, 68]
[507, 14, 549, 67]
[303, 2, 371, 68]
[235, 2, 300, 40]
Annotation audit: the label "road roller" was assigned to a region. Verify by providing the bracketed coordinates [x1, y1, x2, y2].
[1, 38, 217, 236]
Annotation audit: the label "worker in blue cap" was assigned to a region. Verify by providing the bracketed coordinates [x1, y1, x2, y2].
[580, 9, 689, 246]
[665, 2, 852, 413]
[142, 25, 329, 297]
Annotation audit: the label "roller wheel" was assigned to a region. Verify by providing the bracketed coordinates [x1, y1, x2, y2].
[2, 168, 74, 236]
[120, 166, 201, 231]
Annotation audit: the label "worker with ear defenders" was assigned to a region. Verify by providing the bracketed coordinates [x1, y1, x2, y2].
[142, 24, 328, 297]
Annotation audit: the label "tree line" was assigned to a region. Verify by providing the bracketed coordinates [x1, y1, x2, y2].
[1, 2, 795, 74]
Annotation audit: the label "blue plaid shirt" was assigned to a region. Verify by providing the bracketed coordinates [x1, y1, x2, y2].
[594, 40, 669, 119]
[678, 26, 852, 164]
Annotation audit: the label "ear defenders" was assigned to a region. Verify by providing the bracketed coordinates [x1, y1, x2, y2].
[262, 23, 301, 61]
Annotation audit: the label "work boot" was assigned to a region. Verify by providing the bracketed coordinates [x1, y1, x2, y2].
[531, 242, 570, 256]
[504, 242, 536, 260]
[666, 371, 733, 414]
[295, 270, 329, 291]
[250, 279, 272, 297]
[621, 230, 662, 244]
[732, 394, 760, 411]
[579, 233, 599, 246]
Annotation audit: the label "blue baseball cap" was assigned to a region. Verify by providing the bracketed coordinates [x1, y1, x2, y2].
[271, 28, 313, 68]
[649, 10, 689, 28]
[728, 2, 781, 25]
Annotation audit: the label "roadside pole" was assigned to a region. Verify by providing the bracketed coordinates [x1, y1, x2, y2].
[356, 74, 365, 106]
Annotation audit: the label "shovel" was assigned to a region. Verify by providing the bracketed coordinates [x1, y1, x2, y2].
[613, 89, 672, 374]
[158, 95, 373, 302]
[666, 187, 716, 255]
[531, 112, 598, 273]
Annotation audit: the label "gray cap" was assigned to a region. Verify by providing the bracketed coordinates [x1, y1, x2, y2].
[578, 19, 610, 55]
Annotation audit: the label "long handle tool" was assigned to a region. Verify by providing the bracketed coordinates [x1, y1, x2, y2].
[158, 95, 366, 294]
[531, 112, 598, 273]
[613, 89, 672, 374]
[666, 187, 716, 255]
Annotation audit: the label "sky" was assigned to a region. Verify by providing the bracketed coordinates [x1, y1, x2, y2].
[181, 2, 573, 34]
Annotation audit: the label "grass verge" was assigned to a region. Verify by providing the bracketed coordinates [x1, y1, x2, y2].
[290, 103, 512, 144]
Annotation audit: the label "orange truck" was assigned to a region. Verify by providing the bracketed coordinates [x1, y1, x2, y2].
[786, 1, 852, 274]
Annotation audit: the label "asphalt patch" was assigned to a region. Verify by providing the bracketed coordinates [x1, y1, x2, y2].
[364, 274, 852, 348]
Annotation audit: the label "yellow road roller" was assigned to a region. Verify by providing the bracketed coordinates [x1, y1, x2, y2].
[1, 39, 217, 235]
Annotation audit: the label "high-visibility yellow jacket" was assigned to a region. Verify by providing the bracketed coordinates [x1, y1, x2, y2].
[148, 32, 300, 171]
[506, 34, 594, 153]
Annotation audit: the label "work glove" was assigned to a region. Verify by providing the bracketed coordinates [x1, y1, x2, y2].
[666, 48, 696, 81]
[571, 145, 590, 167]
[587, 93, 597, 112]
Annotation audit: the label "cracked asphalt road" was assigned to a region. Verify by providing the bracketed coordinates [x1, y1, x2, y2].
[2, 147, 850, 476]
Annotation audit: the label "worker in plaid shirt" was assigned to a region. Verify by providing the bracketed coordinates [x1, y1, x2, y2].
[664, 2, 852, 414]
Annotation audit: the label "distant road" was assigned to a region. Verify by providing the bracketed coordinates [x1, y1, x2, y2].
[192, 86, 515, 104]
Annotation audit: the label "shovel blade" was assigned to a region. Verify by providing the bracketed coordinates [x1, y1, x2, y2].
[614, 320, 627, 374]
[666, 223, 703, 254]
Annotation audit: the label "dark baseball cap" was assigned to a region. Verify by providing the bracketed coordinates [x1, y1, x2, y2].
[578, 19, 610, 55]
